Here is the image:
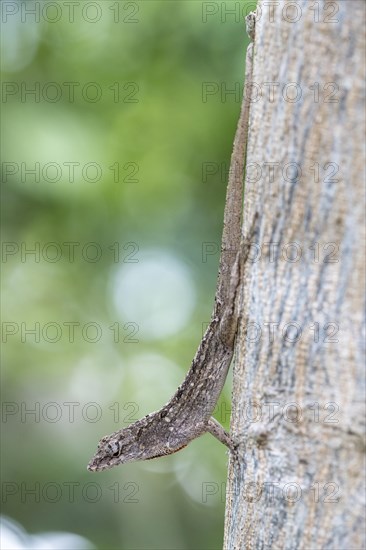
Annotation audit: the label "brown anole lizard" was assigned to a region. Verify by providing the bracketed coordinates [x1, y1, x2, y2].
[88, 13, 255, 472]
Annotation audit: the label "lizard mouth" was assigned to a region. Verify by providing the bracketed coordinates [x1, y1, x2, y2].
[87, 456, 102, 472]
[87, 453, 113, 472]
[87, 443, 128, 471]
[87, 460, 113, 472]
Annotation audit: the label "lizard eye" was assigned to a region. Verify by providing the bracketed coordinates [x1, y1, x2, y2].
[107, 441, 120, 457]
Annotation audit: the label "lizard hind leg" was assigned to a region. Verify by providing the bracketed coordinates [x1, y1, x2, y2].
[206, 417, 235, 450]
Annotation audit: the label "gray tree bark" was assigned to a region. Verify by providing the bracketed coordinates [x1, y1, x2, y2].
[224, 1, 365, 549]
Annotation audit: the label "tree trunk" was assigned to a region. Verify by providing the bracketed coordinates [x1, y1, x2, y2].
[224, 1, 365, 549]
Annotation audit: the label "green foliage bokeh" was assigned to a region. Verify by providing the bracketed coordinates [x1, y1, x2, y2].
[1, 1, 254, 548]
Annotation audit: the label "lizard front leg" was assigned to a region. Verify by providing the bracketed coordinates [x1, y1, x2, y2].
[207, 417, 236, 450]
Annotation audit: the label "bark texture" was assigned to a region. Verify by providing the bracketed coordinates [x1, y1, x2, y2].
[224, 1, 365, 549]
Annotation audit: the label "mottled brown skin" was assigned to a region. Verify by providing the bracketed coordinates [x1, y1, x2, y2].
[88, 323, 238, 471]
[87, 29, 254, 473]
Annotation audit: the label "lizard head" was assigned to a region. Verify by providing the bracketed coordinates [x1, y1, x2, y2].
[87, 428, 140, 472]
[87, 412, 189, 471]
[87, 413, 170, 471]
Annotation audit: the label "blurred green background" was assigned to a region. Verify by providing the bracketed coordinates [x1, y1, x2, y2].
[1, 1, 255, 548]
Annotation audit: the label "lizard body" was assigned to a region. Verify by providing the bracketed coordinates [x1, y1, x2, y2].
[88, 15, 255, 472]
